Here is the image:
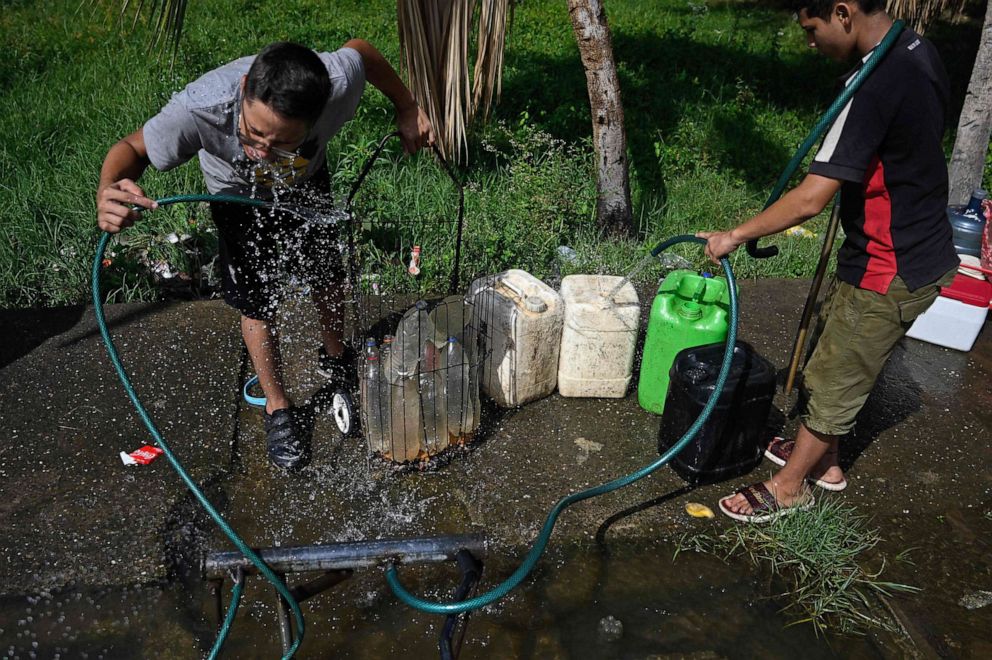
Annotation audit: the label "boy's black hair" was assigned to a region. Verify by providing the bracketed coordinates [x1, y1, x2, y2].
[793, 0, 886, 20]
[244, 42, 330, 125]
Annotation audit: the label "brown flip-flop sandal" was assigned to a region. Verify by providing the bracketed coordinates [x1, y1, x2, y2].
[718, 481, 814, 523]
[764, 436, 848, 492]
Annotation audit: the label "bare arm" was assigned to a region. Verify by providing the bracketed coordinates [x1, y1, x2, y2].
[696, 173, 842, 263]
[96, 128, 158, 233]
[343, 38, 434, 154]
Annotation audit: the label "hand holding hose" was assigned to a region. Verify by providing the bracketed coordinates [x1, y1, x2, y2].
[96, 179, 158, 233]
[696, 229, 744, 265]
[743, 20, 905, 259]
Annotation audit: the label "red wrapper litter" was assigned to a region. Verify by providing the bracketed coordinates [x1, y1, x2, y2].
[120, 445, 164, 466]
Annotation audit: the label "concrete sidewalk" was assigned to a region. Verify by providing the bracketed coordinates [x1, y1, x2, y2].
[1, 279, 990, 654]
[0, 301, 244, 594]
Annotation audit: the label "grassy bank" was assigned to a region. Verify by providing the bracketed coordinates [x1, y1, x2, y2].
[1, 0, 987, 307]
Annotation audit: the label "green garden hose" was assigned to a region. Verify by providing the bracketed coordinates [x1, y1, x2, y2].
[92, 194, 304, 659]
[386, 235, 737, 614]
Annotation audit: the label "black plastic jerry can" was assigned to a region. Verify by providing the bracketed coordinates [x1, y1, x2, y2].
[658, 341, 776, 485]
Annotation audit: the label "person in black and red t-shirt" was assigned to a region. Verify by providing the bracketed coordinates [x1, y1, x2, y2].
[698, 0, 959, 522]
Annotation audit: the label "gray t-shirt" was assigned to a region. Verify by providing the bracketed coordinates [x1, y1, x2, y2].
[144, 48, 365, 196]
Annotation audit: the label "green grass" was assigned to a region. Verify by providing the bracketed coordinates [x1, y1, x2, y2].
[1, 0, 987, 307]
[675, 499, 919, 636]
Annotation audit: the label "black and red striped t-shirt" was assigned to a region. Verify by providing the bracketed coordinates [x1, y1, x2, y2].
[809, 28, 958, 294]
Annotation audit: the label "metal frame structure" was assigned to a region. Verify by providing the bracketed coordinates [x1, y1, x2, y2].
[203, 535, 486, 656]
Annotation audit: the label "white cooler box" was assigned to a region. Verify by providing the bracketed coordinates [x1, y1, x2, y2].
[906, 273, 991, 351]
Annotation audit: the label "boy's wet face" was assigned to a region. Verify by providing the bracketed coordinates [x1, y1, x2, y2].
[238, 97, 310, 162]
[798, 7, 854, 62]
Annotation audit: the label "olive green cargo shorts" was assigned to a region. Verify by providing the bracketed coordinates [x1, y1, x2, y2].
[799, 269, 956, 436]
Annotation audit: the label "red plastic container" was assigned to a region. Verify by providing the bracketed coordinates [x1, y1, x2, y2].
[907, 273, 991, 351]
[941, 273, 992, 309]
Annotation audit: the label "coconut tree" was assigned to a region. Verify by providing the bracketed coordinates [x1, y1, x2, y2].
[397, 0, 631, 234]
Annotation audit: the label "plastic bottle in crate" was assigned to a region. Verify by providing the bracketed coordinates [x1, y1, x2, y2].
[391, 300, 429, 382]
[389, 371, 424, 462]
[465, 329, 481, 434]
[428, 294, 471, 346]
[360, 339, 387, 454]
[420, 340, 448, 454]
[443, 336, 479, 442]
[378, 336, 394, 448]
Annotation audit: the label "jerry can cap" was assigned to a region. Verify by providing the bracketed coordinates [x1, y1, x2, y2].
[678, 301, 703, 320]
[524, 295, 548, 313]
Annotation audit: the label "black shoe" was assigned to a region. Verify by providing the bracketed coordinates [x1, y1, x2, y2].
[317, 345, 356, 385]
[263, 407, 312, 471]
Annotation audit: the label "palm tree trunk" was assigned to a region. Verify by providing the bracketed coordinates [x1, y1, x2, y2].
[567, 0, 633, 237]
[948, 0, 992, 204]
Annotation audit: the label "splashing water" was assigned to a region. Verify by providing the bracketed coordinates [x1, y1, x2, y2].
[604, 252, 657, 306]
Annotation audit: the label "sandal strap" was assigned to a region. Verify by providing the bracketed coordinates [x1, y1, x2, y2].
[768, 437, 795, 461]
[738, 482, 780, 514]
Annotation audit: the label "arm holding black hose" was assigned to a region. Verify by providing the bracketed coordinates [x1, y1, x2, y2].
[696, 173, 841, 264]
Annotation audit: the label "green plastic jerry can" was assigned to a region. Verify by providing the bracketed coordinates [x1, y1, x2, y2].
[637, 270, 732, 415]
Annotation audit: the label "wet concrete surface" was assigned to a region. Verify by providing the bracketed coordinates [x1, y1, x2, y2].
[0, 302, 245, 594]
[1, 279, 990, 657]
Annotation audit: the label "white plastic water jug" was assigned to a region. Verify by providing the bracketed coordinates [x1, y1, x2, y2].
[468, 269, 564, 407]
[558, 275, 640, 398]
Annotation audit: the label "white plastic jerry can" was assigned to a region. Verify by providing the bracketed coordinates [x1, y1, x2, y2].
[468, 269, 564, 407]
[558, 275, 640, 398]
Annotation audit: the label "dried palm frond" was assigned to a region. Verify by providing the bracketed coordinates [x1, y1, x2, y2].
[398, 0, 511, 164]
[885, 0, 967, 33]
[105, 0, 188, 60]
[472, 0, 512, 123]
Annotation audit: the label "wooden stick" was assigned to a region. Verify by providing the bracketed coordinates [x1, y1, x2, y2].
[784, 199, 842, 394]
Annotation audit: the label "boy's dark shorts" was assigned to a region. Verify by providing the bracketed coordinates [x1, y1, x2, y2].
[210, 166, 345, 321]
[799, 269, 956, 436]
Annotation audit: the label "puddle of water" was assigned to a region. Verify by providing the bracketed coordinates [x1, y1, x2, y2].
[0, 540, 895, 659]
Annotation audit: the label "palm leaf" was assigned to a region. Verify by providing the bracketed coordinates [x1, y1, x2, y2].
[886, 0, 967, 33]
[398, 0, 511, 164]
[472, 0, 512, 123]
[96, 0, 188, 60]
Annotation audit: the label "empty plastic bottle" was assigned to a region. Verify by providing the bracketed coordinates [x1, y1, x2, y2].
[378, 336, 394, 448]
[428, 294, 471, 346]
[443, 336, 477, 442]
[420, 340, 448, 454]
[360, 339, 387, 454]
[464, 329, 481, 433]
[391, 300, 430, 381]
[390, 372, 424, 462]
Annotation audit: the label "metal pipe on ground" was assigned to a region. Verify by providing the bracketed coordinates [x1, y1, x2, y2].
[203, 534, 487, 579]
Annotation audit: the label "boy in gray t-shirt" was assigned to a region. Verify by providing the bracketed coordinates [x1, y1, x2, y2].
[97, 41, 434, 470]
